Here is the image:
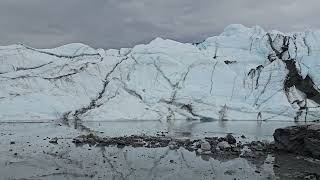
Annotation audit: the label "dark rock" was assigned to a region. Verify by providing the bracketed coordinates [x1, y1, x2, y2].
[226, 134, 237, 144]
[273, 124, 320, 159]
[10, 141, 15, 145]
[304, 174, 318, 180]
[224, 170, 236, 175]
[224, 60, 237, 65]
[49, 137, 58, 144]
[273, 164, 280, 168]
[218, 137, 226, 142]
[250, 141, 265, 151]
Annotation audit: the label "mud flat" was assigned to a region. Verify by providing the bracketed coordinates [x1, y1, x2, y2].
[0, 121, 319, 180]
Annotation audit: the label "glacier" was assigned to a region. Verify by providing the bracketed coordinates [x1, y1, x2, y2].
[1, 24, 320, 124]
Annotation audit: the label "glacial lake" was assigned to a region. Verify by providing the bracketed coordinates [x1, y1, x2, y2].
[0, 119, 319, 180]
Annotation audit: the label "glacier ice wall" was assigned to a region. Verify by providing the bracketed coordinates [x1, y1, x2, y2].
[1, 24, 320, 123]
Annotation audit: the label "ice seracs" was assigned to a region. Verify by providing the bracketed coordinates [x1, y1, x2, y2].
[0, 24, 320, 124]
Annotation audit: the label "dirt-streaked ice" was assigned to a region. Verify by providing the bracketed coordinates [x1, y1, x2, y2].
[1, 24, 320, 122]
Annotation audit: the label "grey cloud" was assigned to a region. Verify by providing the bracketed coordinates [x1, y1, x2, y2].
[0, 0, 319, 49]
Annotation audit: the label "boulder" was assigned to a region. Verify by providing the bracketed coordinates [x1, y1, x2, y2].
[240, 146, 253, 157]
[49, 137, 58, 144]
[273, 124, 320, 159]
[200, 141, 211, 151]
[217, 141, 231, 150]
[226, 133, 237, 144]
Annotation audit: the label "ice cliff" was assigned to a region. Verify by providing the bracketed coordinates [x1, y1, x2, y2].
[1, 24, 320, 124]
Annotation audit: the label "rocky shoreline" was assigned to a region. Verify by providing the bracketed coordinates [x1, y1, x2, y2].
[69, 124, 320, 162]
[67, 128, 320, 179]
[71, 133, 274, 160]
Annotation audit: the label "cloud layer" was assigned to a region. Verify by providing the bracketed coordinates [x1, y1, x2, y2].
[0, 0, 319, 49]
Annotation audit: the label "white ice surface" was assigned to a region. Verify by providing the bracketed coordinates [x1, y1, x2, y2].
[1, 24, 320, 122]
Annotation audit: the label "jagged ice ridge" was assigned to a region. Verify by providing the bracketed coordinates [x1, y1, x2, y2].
[1, 24, 320, 125]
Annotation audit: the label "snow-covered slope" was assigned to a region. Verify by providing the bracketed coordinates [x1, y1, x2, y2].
[1, 24, 320, 122]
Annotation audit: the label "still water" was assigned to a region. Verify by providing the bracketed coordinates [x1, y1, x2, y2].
[0, 120, 318, 180]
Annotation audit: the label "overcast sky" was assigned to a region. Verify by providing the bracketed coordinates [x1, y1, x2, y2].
[0, 0, 319, 49]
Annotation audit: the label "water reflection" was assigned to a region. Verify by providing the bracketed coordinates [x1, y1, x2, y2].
[1, 121, 319, 180]
[273, 152, 320, 180]
[81, 119, 313, 140]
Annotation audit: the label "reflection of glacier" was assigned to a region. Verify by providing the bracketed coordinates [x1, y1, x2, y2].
[2, 145, 275, 180]
[1, 24, 320, 122]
